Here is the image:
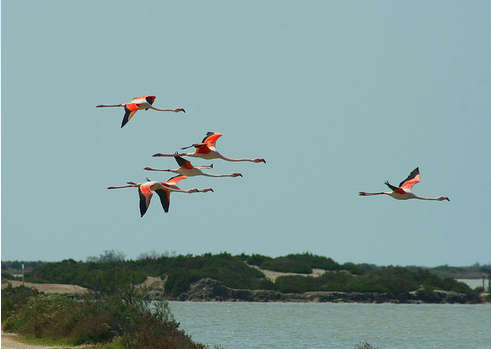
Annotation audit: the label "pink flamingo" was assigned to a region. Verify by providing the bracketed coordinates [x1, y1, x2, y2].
[107, 175, 213, 216]
[96, 95, 185, 128]
[359, 167, 450, 201]
[152, 132, 266, 163]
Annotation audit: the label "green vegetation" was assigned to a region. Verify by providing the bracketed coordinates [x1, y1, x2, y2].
[240, 252, 365, 274]
[273, 266, 478, 302]
[427, 263, 491, 279]
[14, 251, 480, 303]
[24, 252, 274, 297]
[1, 260, 44, 274]
[2, 285, 208, 348]
[2, 271, 19, 280]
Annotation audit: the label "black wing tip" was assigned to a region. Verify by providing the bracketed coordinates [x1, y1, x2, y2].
[201, 131, 216, 142]
[174, 155, 187, 167]
[121, 107, 131, 128]
[155, 189, 170, 213]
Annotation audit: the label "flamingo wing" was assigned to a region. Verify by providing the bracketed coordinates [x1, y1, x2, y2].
[155, 189, 170, 213]
[175, 156, 193, 169]
[399, 167, 420, 192]
[166, 175, 187, 186]
[121, 104, 139, 128]
[138, 185, 153, 217]
[384, 181, 402, 192]
[131, 96, 151, 104]
[202, 132, 222, 148]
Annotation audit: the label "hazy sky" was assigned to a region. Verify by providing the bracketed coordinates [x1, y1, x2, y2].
[2, 1, 490, 266]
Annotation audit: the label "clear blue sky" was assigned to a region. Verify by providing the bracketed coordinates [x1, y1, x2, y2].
[2, 1, 490, 266]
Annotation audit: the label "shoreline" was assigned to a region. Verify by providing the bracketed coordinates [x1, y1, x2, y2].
[3, 277, 487, 305]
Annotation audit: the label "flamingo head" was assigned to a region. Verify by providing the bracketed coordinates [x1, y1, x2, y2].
[254, 158, 266, 163]
[439, 196, 450, 201]
[201, 188, 214, 193]
[175, 108, 186, 113]
[232, 173, 243, 177]
[145, 96, 156, 104]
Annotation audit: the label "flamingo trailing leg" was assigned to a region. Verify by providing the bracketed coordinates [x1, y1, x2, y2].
[359, 167, 450, 201]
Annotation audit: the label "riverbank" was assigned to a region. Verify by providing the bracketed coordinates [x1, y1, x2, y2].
[3, 277, 487, 304]
[175, 277, 485, 304]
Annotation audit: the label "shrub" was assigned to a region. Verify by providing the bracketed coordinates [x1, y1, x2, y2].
[1, 286, 207, 348]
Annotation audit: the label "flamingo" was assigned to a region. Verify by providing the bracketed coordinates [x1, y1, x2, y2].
[107, 175, 213, 217]
[96, 96, 185, 128]
[152, 132, 266, 163]
[359, 167, 450, 201]
[144, 155, 243, 178]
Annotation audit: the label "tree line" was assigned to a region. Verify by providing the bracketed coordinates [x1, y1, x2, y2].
[5, 251, 480, 302]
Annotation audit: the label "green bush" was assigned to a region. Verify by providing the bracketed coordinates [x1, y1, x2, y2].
[1, 286, 207, 348]
[258, 253, 341, 274]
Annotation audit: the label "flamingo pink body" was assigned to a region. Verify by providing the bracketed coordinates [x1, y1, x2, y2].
[96, 95, 185, 128]
[107, 175, 213, 217]
[152, 132, 266, 163]
[358, 167, 450, 201]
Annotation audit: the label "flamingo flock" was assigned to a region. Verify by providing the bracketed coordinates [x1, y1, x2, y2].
[99, 95, 448, 218]
[99, 96, 265, 216]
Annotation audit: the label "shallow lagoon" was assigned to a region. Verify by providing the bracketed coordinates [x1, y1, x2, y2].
[169, 302, 491, 349]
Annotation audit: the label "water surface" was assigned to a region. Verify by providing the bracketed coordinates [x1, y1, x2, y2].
[169, 302, 491, 349]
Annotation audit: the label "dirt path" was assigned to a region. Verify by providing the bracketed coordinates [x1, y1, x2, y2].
[248, 264, 326, 282]
[1, 333, 90, 349]
[2, 280, 88, 295]
[2, 333, 59, 349]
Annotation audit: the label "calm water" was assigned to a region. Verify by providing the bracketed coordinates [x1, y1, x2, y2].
[169, 302, 491, 349]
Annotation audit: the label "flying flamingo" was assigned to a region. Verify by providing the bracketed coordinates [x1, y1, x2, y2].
[107, 175, 213, 217]
[152, 132, 266, 163]
[144, 155, 243, 178]
[96, 96, 185, 128]
[359, 167, 450, 201]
